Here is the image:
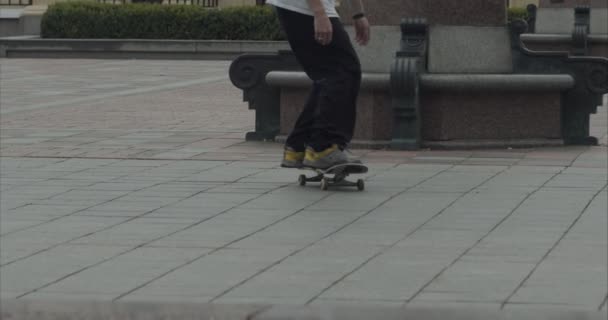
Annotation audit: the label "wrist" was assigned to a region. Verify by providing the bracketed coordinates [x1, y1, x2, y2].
[314, 11, 328, 18]
[352, 12, 365, 20]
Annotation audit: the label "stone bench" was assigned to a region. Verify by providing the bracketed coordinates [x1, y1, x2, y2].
[265, 71, 575, 148]
[229, 18, 608, 149]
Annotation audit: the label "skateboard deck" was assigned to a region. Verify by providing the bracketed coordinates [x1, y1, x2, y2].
[297, 163, 368, 191]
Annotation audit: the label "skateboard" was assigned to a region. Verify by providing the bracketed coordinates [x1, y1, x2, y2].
[297, 163, 368, 191]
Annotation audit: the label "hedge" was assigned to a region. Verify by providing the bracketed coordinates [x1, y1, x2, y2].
[41, 1, 284, 40]
[508, 7, 530, 22]
[41, 2, 531, 40]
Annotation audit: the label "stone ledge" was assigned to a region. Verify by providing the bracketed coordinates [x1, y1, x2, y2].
[423, 138, 565, 150]
[266, 71, 575, 92]
[521, 33, 608, 44]
[0, 37, 290, 59]
[1, 299, 606, 320]
[420, 74, 575, 92]
[266, 71, 390, 90]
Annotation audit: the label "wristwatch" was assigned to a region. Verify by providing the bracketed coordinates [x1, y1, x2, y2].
[352, 13, 365, 20]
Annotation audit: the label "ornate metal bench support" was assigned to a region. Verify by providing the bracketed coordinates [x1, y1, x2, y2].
[229, 51, 298, 141]
[526, 4, 537, 33]
[389, 18, 428, 150]
[511, 19, 608, 145]
[573, 5, 591, 56]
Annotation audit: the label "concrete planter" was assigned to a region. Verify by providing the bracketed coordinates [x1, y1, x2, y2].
[0, 37, 290, 59]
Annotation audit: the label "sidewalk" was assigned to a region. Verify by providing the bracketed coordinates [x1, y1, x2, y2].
[1, 59, 606, 318]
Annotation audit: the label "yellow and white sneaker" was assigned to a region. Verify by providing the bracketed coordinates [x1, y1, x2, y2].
[302, 144, 361, 169]
[281, 146, 305, 168]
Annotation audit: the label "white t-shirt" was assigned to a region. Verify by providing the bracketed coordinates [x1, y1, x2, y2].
[266, 0, 339, 18]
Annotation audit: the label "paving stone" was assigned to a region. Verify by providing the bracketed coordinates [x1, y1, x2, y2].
[1, 244, 129, 295]
[142, 205, 229, 219]
[69, 218, 194, 246]
[229, 209, 368, 250]
[171, 192, 259, 209]
[0, 219, 47, 235]
[22, 291, 119, 301]
[124, 248, 291, 300]
[107, 196, 184, 207]
[3, 216, 127, 239]
[3, 204, 91, 218]
[148, 208, 299, 248]
[35, 247, 210, 296]
[87, 202, 166, 214]
[82, 182, 158, 191]
[238, 193, 326, 210]
[178, 167, 263, 183]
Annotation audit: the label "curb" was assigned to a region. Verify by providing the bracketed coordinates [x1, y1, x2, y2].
[1, 299, 606, 320]
[0, 37, 290, 59]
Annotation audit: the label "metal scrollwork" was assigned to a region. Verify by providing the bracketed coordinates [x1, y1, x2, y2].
[586, 67, 608, 93]
[229, 62, 261, 90]
[390, 18, 428, 150]
[572, 6, 590, 56]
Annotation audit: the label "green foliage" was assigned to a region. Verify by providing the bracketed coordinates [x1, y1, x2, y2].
[508, 7, 530, 22]
[41, 1, 284, 40]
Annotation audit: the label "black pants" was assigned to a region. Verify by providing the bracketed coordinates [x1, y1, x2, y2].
[275, 7, 362, 151]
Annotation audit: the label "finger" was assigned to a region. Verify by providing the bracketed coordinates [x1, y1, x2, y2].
[356, 30, 364, 45]
[319, 32, 330, 45]
[315, 32, 324, 44]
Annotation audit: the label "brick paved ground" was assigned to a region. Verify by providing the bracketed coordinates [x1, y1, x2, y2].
[0, 59, 606, 313]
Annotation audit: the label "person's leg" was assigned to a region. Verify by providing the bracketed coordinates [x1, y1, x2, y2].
[276, 8, 321, 167]
[301, 17, 362, 168]
[276, 8, 362, 168]
[281, 82, 321, 168]
[305, 18, 362, 151]
[284, 81, 321, 151]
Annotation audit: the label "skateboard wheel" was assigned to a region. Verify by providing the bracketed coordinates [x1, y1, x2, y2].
[298, 174, 307, 186]
[320, 178, 329, 191]
[357, 179, 365, 191]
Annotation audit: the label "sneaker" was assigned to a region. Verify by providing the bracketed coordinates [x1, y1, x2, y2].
[281, 146, 304, 168]
[303, 144, 358, 169]
[342, 148, 363, 164]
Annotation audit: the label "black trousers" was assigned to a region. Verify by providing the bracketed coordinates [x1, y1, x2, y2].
[275, 7, 362, 151]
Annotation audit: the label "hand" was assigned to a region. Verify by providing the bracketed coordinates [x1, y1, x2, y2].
[314, 14, 333, 46]
[354, 17, 370, 46]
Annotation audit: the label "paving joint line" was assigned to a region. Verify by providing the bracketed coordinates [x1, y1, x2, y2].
[14, 175, 253, 298]
[0, 161, 126, 236]
[1, 74, 229, 115]
[599, 294, 608, 311]
[209, 163, 452, 303]
[111, 182, 308, 301]
[206, 163, 402, 303]
[502, 184, 608, 309]
[10, 157, 287, 298]
[308, 165, 510, 305]
[1, 159, 230, 264]
[404, 166, 568, 305]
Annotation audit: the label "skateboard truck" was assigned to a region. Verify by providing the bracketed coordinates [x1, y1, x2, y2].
[298, 164, 367, 191]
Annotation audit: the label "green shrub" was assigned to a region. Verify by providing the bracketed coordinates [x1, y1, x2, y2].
[508, 7, 530, 22]
[41, 1, 284, 40]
